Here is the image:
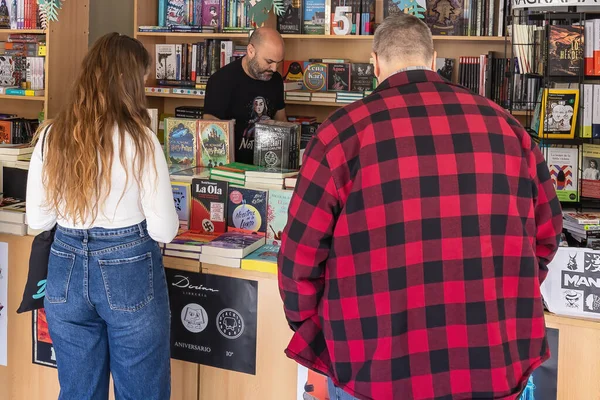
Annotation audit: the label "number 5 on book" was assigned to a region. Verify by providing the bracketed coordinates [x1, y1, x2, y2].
[332, 6, 351, 35]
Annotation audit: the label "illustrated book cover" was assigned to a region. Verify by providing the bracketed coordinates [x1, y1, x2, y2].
[227, 187, 268, 236]
[190, 178, 229, 235]
[197, 120, 234, 168]
[266, 189, 293, 245]
[165, 118, 197, 166]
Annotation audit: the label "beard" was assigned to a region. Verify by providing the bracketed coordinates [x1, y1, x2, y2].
[248, 56, 274, 81]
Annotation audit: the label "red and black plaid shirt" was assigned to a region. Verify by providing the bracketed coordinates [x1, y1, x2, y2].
[278, 70, 562, 400]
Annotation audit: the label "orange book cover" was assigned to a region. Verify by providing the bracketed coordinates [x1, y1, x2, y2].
[0, 121, 12, 144]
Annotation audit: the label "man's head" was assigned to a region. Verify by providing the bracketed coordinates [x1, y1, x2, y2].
[246, 27, 285, 81]
[371, 14, 436, 83]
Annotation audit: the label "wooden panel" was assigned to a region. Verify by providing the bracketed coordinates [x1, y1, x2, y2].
[197, 264, 297, 400]
[0, 98, 44, 119]
[545, 314, 600, 400]
[135, 0, 159, 27]
[46, 0, 90, 118]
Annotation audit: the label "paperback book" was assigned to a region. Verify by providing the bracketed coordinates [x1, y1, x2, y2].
[266, 189, 293, 245]
[582, 143, 600, 199]
[241, 244, 281, 274]
[202, 231, 266, 259]
[171, 181, 192, 229]
[350, 63, 374, 92]
[190, 178, 229, 235]
[548, 24, 583, 76]
[227, 187, 268, 236]
[545, 147, 579, 203]
[537, 89, 579, 139]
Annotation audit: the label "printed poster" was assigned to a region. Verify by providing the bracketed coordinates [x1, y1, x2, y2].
[0, 242, 7, 366]
[166, 268, 258, 374]
[32, 308, 57, 368]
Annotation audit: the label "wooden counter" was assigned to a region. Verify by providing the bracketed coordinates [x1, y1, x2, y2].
[0, 233, 599, 400]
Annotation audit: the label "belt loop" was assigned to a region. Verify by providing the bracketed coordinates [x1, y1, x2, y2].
[138, 222, 145, 238]
[83, 229, 89, 243]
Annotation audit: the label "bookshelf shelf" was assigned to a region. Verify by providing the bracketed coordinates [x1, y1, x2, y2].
[0, 94, 46, 101]
[137, 30, 509, 42]
[0, 29, 45, 34]
[146, 92, 206, 100]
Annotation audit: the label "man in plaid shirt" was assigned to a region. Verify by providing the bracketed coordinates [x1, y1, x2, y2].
[278, 14, 563, 400]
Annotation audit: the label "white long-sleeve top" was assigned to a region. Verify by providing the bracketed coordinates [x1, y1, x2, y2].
[25, 126, 179, 244]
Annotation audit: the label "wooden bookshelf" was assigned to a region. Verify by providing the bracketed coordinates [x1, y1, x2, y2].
[0, 2, 89, 120]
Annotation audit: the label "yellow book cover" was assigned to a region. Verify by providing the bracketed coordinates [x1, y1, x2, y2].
[538, 89, 579, 139]
[241, 244, 279, 274]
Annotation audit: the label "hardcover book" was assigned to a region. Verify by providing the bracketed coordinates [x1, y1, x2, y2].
[303, 62, 327, 92]
[171, 181, 192, 229]
[548, 25, 584, 76]
[278, 0, 303, 34]
[227, 187, 268, 236]
[327, 63, 351, 91]
[165, 118, 197, 166]
[197, 120, 234, 168]
[190, 178, 229, 235]
[350, 63, 374, 92]
[266, 189, 293, 245]
[254, 120, 301, 170]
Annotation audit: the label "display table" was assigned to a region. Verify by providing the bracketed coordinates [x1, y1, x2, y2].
[0, 233, 599, 400]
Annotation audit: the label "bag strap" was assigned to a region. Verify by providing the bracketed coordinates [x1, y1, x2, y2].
[41, 124, 50, 161]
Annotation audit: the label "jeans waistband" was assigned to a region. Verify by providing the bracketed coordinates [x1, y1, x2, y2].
[57, 220, 148, 239]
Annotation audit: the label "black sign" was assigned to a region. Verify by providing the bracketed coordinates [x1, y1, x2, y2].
[32, 308, 57, 369]
[166, 268, 258, 375]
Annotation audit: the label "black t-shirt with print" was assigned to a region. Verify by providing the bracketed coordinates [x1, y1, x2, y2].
[203, 58, 285, 165]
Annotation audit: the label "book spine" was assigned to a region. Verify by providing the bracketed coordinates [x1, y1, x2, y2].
[586, 20, 594, 75]
[595, 19, 600, 76]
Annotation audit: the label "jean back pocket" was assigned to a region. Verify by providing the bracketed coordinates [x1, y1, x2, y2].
[46, 247, 76, 304]
[98, 252, 154, 312]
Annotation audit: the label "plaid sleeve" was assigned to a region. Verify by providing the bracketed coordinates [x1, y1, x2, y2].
[278, 135, 339, 330]
[529, 142, 563, 284]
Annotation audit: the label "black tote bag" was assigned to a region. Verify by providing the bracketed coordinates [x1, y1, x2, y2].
[17, 126, 55, 314]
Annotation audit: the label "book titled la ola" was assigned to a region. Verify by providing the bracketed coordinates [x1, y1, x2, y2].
[190, 178, 229, 235]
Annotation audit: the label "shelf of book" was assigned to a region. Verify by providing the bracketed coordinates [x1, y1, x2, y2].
[0, 29, 45, 34]
[0, 94, 46, 102]
[137, 30, 509, 42]
[146, 92, 206, 100]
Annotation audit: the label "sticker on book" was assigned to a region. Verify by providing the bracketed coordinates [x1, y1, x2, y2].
[210, 202, 224, 222]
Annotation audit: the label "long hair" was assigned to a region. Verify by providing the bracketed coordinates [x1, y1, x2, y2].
[36, 33, 155, 225]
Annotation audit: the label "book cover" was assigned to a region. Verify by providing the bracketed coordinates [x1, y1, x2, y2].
[171, 181, 191, 228]
[190, 178, 229, 235]
[538, 89, 579, 139]
[546, 147, 579, 203]
[425, 0, 463, 35]
[266, 189, 293, 245]
[435, 58, 454, 81]
[227, 187, 268, 236]
[155, 44, 177, 80]
[254, 120, 301, 170]
[350, 63, 374, 92]
[303, 0, 326, 34]
[282, 60, 304, 82]
[201, 0, 221, 28]
[165, 118, 197, 166]
[166, 0, 190, 25]
[548, 25, 584, 76]
[303, 62, 327, 92]
[197, 120, 233, 168]
[327, 63, 351, 91]
[241, 244, 280, 274]
[278, 0, 303, 34]
[582, 143, 600, 199]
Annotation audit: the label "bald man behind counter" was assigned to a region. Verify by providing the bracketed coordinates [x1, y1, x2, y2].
[203, 27, 287, 165]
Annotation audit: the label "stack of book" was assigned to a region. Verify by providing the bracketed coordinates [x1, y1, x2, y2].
[245, 169, 298, 191]
[285, 90, 311, 103]
[336, 91, 364, 104]
[162, 231, 216, 260]
[241, 244, 280, 274]
[311, 92, 337, 103]
[563, 211, 600, 248]
[0, 197, 26, 236]
[169, 165, 209, 183]
[199, 232, 265, 268]
[209, 162, 260, 186]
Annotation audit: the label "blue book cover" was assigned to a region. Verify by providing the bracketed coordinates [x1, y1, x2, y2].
[244, 244, 280, 263]
[171, 181, 191, 228]
[165, 118, 197, 166]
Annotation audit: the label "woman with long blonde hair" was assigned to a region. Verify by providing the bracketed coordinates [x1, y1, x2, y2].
[26, 33, 178, 399]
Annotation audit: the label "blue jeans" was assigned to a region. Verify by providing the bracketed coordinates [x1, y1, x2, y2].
[44, 221, 171, 400]
[328, 378, 360, 400]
